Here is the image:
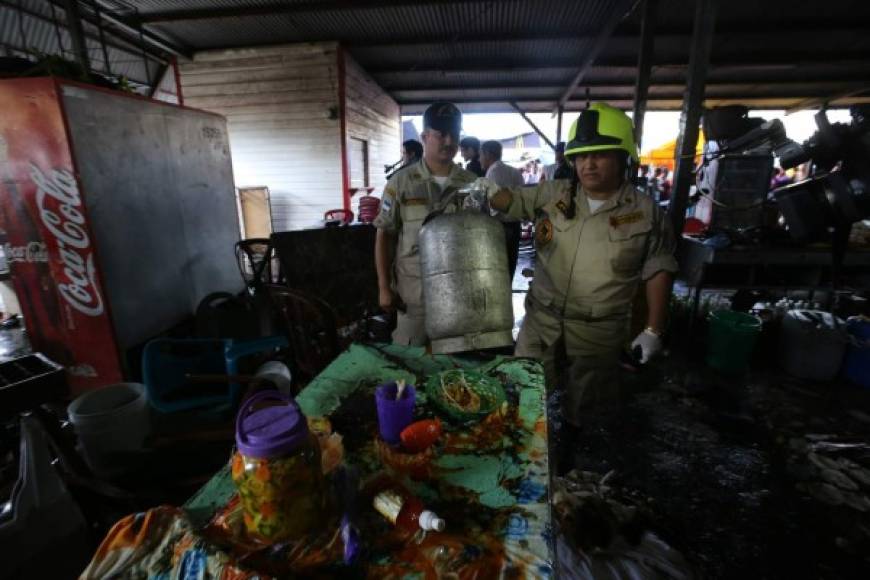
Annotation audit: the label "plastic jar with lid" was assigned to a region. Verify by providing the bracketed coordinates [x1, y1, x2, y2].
[231, 391, 325, 543]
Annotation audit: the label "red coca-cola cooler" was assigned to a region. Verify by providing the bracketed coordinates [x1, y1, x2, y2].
[0, 78, 243, 395]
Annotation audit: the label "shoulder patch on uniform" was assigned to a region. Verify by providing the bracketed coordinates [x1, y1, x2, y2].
[610, 211, 644, 227]
[536, 218, 554, 246]
[381, 196, 393, 212]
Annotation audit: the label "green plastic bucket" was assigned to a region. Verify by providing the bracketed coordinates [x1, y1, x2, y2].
[706, 310, 762, 374]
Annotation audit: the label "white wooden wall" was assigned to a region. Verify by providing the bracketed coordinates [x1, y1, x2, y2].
[343, 52, 401, 217]
[179, 42, 343, 232]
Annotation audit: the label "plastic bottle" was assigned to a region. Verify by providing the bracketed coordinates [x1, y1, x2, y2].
[373, 489, 446, 534]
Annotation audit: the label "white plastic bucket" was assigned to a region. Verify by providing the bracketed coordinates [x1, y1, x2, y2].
[67, 382, 150, 476]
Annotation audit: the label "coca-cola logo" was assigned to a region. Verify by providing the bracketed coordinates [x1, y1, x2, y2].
[31, 164, 104, 316]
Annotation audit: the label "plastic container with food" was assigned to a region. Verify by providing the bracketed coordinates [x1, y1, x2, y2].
[231, 391, 326, 543]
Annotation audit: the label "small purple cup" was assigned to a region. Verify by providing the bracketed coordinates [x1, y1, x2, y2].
[375, 382, 416, 445]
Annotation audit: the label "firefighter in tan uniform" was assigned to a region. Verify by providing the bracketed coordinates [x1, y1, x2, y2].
[482, 103, 678, 431]
[373, 102, 477, 345]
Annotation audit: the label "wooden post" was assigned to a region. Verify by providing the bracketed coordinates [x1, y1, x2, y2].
[669, 0, 718, 238]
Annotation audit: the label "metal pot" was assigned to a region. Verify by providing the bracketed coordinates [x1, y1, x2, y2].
[419, 211, 514, 353]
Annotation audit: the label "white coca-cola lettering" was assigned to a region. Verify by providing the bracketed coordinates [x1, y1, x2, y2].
[31, 164, 88, 249]
[30, 163, 104, 316]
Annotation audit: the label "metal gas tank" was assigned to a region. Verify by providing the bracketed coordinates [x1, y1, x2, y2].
[419, 211, 514, 354]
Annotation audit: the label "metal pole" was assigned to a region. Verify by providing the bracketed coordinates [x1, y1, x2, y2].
[15, 0, 29, 54]
[48, 2, 66, 58]
[554, 0, 637, 112]
[91, 0, 112, 75]
[556, 105, 563, 144]
[632, 0, 658, 150]
[135, 14, 152, 87]
[510, 102, 556, 150]
[669, 0, 718, 239]
[63, 0, 92, 72]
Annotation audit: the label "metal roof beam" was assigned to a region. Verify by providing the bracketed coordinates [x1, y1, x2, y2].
[347, 25, 869, 48]
[395, 84, 870, 104]
[134, 0, 480, 23]
[367, 55, 870, 75]
[382, 78, 870, 92]
[786, 86, 870, 114]
[555, 0, 638, 112]
[510, 102, 555, 150]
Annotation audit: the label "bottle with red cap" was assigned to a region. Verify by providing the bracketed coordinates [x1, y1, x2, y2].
[373, 488, 446, 534]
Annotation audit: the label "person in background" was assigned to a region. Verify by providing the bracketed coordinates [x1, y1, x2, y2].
[373, 102, 477, 346]
[648, 166, 664, 201]
[542, 142, 575, 181]
[770, 166, 793, 189]
[459, 137, 485, 177]
[638, 164, 651, 194]
[386, 140, 424, 180]
[524, 160, 542, 185]
[659, 168, 672, 202]
[480, 140, 524, 282]
[476, 103, 678, 471]
[402, 139, 423, 165]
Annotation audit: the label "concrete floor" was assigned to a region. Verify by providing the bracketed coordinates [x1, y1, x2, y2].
[561, 339, 870, 578]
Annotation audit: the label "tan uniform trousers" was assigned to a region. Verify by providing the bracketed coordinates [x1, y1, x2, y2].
[393, 301, 427, 347]
[515, 297, 628, 426]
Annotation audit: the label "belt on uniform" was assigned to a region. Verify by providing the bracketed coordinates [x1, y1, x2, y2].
[527, 293, 629, 324]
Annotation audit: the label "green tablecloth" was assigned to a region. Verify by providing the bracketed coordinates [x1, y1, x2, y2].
[184, 343, 553, 577]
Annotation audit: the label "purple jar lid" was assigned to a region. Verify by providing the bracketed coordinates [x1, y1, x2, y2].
[236, 391, 309, 459]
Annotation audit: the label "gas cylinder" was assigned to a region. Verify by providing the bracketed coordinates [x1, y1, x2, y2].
[419, 212, 514, 354]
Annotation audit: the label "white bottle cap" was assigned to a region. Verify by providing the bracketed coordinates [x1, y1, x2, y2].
[419, 510, 446, 532]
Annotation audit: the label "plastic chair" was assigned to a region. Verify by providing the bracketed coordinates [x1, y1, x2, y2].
[324, 209, 354, 225]
[142, 336, 288, 413]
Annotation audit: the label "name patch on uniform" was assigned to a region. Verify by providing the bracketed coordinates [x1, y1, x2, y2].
[404, 198, 427, 206]
[610, 211, 644, 227]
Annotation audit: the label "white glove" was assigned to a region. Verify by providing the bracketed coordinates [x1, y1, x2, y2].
[630, 328, 663, 364]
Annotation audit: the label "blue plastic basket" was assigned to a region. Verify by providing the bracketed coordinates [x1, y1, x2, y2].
[142, 336, 288, 413]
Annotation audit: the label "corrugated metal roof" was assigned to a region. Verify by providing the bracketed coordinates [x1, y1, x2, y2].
[3, 1, 870, 110]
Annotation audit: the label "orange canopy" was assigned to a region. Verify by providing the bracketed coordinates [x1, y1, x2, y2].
[639, 131, 705, 172]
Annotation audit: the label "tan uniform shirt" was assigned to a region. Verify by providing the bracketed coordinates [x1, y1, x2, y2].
[505, 179, 678, 323]
[373, 160, 478, 309]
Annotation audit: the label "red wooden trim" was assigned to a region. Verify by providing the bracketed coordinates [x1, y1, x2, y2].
[36, 77, 225, 119]
[337, 45, 351, 212]
[171, 56, 184, 106]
